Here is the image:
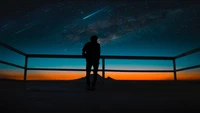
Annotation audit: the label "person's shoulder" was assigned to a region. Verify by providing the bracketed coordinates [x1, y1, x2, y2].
[85, 42, 90, 45]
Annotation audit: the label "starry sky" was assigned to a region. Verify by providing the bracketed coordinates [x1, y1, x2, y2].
[0, 0, 200, 80]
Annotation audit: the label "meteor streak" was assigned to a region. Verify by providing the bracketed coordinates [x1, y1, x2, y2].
[83, 7, 107, 20]
[1, 24, 8, 28]
[15, 24, 34, 34]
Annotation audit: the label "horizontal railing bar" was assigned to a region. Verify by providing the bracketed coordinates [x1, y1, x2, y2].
[176, 65, 200, 72]
[27, 68, 173, 72]
[28, 68, 84, 71]
[102, 56, 173, 60]
[0, 41, 26, 56]
[175, 47, 200, 59]
[104, 69, 173, 72]
[0, 60, 25, 69]
[27, 54, 173, 60]
[28, 54, 84, 58]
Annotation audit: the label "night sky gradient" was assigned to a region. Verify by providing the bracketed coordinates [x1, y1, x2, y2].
[0, 0, 200, 80]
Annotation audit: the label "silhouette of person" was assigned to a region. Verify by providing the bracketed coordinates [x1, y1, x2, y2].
[82, 35, 100, 91]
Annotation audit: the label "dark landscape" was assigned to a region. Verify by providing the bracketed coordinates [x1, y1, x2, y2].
[1, 75, 200, 113]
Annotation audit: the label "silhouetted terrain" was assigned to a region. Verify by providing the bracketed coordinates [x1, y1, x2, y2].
[1, 75, 200, 113]
[72, 74, 114, 81]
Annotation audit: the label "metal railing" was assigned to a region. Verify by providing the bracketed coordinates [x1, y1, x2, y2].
[0, 41, 200, 81]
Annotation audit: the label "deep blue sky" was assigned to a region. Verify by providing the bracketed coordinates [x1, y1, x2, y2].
[0, 0, 200, 71]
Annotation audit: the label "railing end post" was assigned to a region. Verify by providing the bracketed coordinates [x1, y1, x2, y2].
[102, 58, 105, 81]
[24, 56, 28, 81]
[173, 59, 177, 80]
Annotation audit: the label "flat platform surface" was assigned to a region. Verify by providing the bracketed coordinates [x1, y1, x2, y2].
[1, 80, 200, 113]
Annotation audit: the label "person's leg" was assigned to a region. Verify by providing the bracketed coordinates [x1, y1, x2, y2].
[91, 63, 99, 89]
[86, 62, 92, 88]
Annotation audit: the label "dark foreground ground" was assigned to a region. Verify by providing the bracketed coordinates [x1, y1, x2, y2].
[1, 79, 200, 113]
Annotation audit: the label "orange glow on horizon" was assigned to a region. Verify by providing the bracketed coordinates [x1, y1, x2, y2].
[105, 72, 174, 80]
[0, 70, 200, 80]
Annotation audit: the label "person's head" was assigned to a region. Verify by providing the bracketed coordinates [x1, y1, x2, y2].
[90, 35, 98, 43]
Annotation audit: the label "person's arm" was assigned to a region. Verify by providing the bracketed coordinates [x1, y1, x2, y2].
[98, 44, 100, 59]
[82, 43, 87, 57]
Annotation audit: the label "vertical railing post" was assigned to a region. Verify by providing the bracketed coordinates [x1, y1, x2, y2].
[102, 58, 105, 80]
[173, 59, 177, 80]
[24, 56, 28, 81]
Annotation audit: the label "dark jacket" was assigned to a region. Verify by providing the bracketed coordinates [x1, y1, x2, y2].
[82, 42, 100, 64]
